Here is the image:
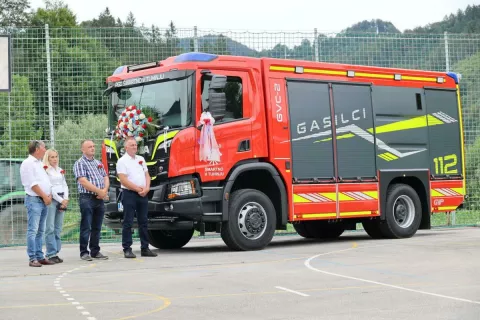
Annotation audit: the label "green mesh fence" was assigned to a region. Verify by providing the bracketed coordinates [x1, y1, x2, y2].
[1, 26, 479, 246]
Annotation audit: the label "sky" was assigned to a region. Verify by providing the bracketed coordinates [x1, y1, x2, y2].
[29, 0, 480, 50]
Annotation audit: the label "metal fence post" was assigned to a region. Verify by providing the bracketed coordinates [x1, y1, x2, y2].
[194, 26, 199, 52]
[444, 31, 455, 225]
[314, 28, 319, 62]
[45, 24, 54, 148]
[444, 31, 450, 72]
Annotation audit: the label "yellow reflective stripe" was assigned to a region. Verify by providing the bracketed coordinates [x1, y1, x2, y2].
[378, 152, 398, 161]
[337, 193, 354, 201]
[304, 68, 346, 76]
[320, 192, 337, 201]
[370, 115, 430, 134]
[269, 66, 439, 83]
[104, 139, 119, 158]
[146, 161, 157, 166]
[293, 194, 311, 203]
[402, 75, 437, 82]
[270, 66, 295, 72]
[355, 72, 393, 79]
[456, 85, 466, 190]
[437, 206, 458, 211]
[301, 213, 337, 218]
[430, 190, 444, 197]
[451, 187, 465, 195]
[427, 114, 444, 126]
[151, 130, 180, 159]
[340, 211, 372, 217]
[363, 191, 378, 199]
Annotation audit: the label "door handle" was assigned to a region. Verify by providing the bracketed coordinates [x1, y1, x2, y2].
[238, 139, 250, 152]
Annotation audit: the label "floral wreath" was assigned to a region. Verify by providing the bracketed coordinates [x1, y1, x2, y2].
[114, 105, 153, 143]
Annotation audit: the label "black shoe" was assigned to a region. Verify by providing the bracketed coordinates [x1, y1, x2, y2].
[124, 249, 136, 259]
[141, 248, 157, 257]
[50, 256, 63, 263]
[92, 252, 109, 260]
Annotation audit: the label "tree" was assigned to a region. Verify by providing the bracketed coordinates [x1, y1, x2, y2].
[30, 0, 77, 27]
[125, 11, 136, 27]
[0, 0, 32, 28]
[0, 75, 43, 158]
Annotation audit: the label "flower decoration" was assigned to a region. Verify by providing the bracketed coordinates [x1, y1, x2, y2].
[114, 105, 153, 144]
[43, 165, 48, 170]
[139, 160, 143, 165]
[60, 169, 65, 175]
[98, 164, 103, 169]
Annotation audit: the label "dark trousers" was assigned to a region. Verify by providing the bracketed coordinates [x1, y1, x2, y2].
[79, 194, 105, 257]
[121, 189, 149, 251]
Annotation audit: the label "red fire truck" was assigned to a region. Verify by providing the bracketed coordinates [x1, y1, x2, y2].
[102, 52, 466, 251]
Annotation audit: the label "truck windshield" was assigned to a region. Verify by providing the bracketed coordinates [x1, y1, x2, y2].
[110, 75, 193, 132]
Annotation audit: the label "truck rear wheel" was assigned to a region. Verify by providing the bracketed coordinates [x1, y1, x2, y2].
[147, 229, 194, 249]
[293, 222, 313, 238]
[294, 221, 344, 239]
[221, 189, 276, 251]
[380, 183, 422, 239]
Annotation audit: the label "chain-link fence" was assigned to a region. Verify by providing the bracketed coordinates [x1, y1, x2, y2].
[1, 25, 479, 246]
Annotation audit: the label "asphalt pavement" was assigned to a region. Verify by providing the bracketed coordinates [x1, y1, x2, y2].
[1, 227, 479, 320]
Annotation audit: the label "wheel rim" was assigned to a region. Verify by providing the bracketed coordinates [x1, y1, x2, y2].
[237, 202, 267, 240]
[392, 195, 415, 228]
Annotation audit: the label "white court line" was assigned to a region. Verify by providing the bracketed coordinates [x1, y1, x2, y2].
[275, 286, 309, 297]
[305, 251, 480, 305]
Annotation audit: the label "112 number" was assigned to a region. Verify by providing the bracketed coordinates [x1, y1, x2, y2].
[433, 154, 458, 174]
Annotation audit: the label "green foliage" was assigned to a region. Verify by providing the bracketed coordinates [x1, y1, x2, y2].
[30, 0, 77, 27]
[0, 0, 31, 28]
[54, 113, 108, 195]
[0, 75, 42, 158]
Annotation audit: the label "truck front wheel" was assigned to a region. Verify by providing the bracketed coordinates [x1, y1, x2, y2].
[147, 229, 194, 249]
[221, 189, 276, 251]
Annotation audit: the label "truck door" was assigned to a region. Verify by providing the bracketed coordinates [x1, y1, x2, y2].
[425, 88, 463, 178]
[194, 70, 252, 182]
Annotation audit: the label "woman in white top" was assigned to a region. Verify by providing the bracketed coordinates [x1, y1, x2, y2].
[42, 149, 69, 263]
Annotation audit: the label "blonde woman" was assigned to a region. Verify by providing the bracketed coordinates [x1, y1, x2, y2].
[42, 149, 69, 263]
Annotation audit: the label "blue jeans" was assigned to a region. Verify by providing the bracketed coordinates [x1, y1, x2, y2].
[45, 199, 65, 258]
[25, 195, 48, 262]
[79, 194, 105, 257]
[121, 189, 149, 251]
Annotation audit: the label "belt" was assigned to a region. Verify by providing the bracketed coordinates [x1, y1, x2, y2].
[79, 193, 98, 198]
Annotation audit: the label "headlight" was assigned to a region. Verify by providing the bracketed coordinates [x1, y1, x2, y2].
[167, 180, 197, 200]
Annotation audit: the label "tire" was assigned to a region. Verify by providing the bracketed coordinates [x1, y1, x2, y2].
[304, 220, 345, 239]
[293, 222, 314, 238]
[147, 229, 194, 249]
[221, 189, 276, 251]
[0, 203, 28, 245]
[379, 183, 422, 239]
[361, 220, 385, 239]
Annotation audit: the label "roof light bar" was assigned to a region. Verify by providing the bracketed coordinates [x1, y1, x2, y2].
[127, 61, 159, 72]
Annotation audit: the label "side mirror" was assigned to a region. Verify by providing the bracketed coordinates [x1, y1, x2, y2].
[207, 75, 227, 119]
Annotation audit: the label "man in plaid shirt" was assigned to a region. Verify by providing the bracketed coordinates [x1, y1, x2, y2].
[73, 139, 110, 261]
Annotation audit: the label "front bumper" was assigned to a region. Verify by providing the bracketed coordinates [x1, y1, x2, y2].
[104, 181, 223, 230]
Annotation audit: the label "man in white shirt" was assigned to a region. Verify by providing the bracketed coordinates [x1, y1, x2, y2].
[20, 140, 55, 267]
[117, 137, 157, 258]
